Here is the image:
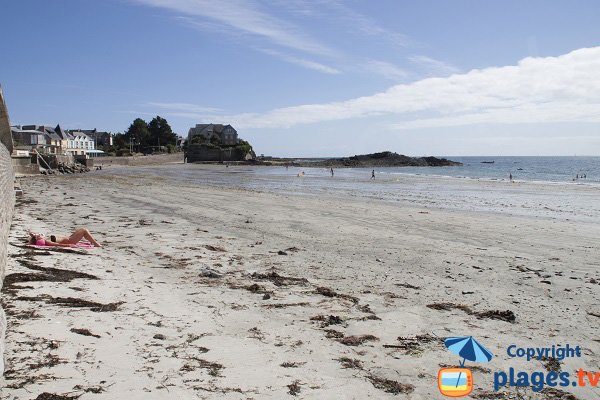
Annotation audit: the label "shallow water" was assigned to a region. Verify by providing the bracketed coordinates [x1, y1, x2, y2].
[104, 159, 600, 223]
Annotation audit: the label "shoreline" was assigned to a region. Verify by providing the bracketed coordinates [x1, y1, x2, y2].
[2, 168, 599, 398]
[102, 164, 600, 224]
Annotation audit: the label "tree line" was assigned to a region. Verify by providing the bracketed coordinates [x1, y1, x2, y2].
[104, 116, 178, 156]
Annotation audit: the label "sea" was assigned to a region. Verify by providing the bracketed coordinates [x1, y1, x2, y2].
[105, 156, 600, 222]
[262, 156, 600, 184]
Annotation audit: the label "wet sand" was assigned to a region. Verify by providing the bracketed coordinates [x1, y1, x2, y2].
[1, 167, 599, 399]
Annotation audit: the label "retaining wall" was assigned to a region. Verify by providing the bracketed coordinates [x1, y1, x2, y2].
[0, 85, 15, 375]
[185, 145, 247, 163]
[95, 152, 183, 166]
[12, 155, 39, 175]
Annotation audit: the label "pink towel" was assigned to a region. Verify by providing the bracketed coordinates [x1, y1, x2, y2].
[27, 242, 95, 249]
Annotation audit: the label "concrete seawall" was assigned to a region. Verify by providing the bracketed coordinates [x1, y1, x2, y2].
[0, 85, 15, 375]
[94, 152, 184, 166]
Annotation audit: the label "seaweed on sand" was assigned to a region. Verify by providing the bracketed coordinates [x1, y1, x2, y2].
[262, 302, 309, 309]
[35, 393, 81, 400]
[3, 261, 99, 289]
[15, 295, 123, 312]
[310, 314, 343, 327]
[316, 286, 359, 304]
[367, 375, 414, 395]
[383, 334, 442, 355]
[426, 302, 472, 313]
[336, 357, 363, 370]
[427, 302, 516, 323]
[70, 328, 101, 338]
[474, 310, 516, 323]
[180, 358, 224, 376]
[338, 334, 379, 346]
[287, 380, 301, 396]
[325, 329, 344, 339]
[251, 271, 308, 286]
[28, 353, 66, 370]
[280, 361, 306, 368]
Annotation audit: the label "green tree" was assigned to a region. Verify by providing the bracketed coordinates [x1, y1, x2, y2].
[190, 135, 206, 144]
[148, 116, 176, 150]
[112, 132, 127, 149]
[237, 139, 253, 155]
[125, 118, 150, 152]
[209, 134, 222, 146]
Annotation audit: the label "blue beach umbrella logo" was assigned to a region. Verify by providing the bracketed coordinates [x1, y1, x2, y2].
[445, 336, 494, 366]
[438, 336, 494, 397]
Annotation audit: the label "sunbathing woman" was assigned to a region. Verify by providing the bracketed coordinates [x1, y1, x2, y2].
[28, 227, 102, 247]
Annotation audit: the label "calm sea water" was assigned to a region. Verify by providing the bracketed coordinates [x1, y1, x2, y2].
[272, 156, 599, 184]
[385, 156, 599, 183]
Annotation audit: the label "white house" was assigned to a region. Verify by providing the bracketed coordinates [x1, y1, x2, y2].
[65, 130, 96, 156]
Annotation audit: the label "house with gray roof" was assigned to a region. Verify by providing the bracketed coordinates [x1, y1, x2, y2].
[187, 124, 238, 146]
[11, 125, 61, 154]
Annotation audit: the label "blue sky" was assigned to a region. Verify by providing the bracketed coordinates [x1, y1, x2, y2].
[2, 0, 600, 156]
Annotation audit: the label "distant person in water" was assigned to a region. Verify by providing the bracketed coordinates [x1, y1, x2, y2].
[28, 227, 102, 247]
[509, 173, 513, 182]
[330, 168, 334, 177]
[371, 169, 375, 179]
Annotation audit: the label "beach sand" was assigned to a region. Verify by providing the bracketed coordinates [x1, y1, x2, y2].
[1, 166, 599, 399]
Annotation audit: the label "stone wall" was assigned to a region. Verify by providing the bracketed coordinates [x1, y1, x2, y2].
[12, 155, 39, 175]
[0, 85, 15, 375]
[185, 145, 247, 163]
[95, 152, 183, 166]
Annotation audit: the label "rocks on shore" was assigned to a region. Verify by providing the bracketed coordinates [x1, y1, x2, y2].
[291, 151, 462, 168]
[41, 162, 90, 175]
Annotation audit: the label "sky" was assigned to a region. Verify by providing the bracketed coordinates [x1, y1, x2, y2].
[2, 0, 600, 157]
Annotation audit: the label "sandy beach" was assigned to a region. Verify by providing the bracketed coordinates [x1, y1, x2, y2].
[1, 165, 599, 399]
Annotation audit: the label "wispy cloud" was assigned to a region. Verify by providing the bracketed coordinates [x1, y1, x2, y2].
[326, 1, 411, 48]
[275, 0, 411, 47]
[131, 0, 334, 56]
[365, 60, 409, 81]
[145, 102, 222, 114]
[409, 55, 460, 76]
[258, 49, 340, 74]
[220, 47, 600, 129]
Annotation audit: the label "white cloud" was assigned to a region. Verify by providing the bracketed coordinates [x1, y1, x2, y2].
[334, 6, 410, 48]
[131, 0, 334, 56]
[365, 60, 408, 81]
[409, 55, 460, 76]
[297, 0, 411, 47]
[281, 57, 340, 74]
[258, 49, 340, 74]
[221, 47, 600, 130]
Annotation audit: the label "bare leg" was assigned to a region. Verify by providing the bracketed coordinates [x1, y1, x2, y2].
[67, 227, 102, 247]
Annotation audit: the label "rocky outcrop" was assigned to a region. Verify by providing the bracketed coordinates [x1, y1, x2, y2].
[294, 151, 462, 168]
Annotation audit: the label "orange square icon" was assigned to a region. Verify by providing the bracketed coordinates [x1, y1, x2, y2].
[438, 367, 473, 397]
